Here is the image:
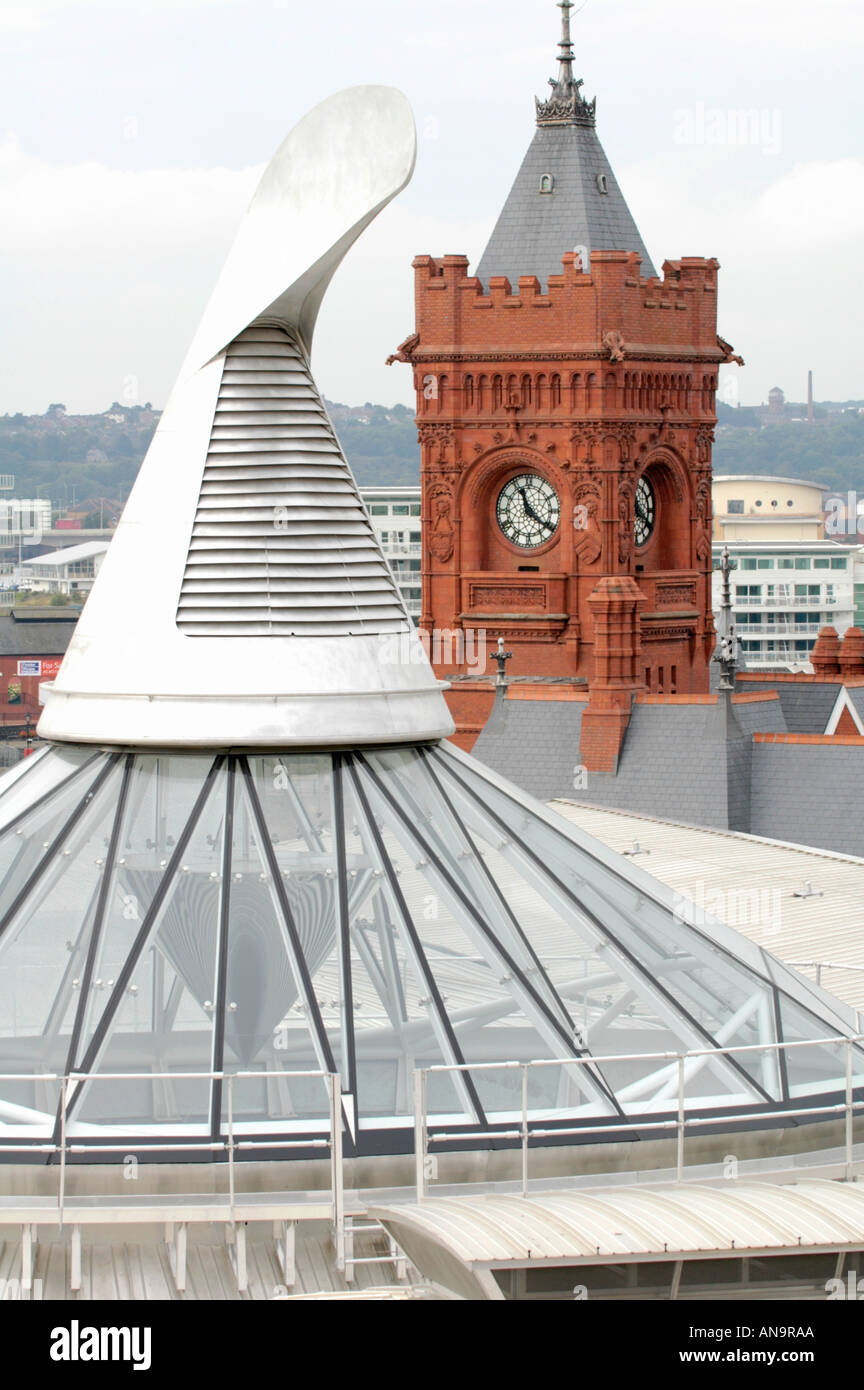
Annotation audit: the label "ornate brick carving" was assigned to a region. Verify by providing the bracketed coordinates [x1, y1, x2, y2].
[428, 484, 455, 563]
[656, 581, 696, 607]
[468, 583, 547, 609]
[572, 481, 602, 566]
[618, 479, 634, 566]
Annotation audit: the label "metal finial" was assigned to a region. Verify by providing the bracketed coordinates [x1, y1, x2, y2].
[557, 0, 575, 83]
[536, 0, 594, 127]
[712, 545, 739, 690]
[494, 636, 513, 693]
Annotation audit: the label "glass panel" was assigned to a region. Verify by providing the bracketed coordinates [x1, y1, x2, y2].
[73, 753, 217, 1066]
[432, 748, 778, 1104]
[220, 768, 331, 1128]
[0, 753, 111, 909]
[359, 750, 609, 1119]
[0, 757, 125, 1130]
[779, 998, 854, 1097]
[71, 764, 229, 1131]
[339, 764, 472, 1124]
[0, 744, 97, 835]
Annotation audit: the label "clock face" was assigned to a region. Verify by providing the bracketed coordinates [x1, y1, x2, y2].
[634, 476, 656, 547]
[497, 474, 560, 549]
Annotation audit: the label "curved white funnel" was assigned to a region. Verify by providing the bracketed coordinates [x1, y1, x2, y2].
[38, 87, 454, 749]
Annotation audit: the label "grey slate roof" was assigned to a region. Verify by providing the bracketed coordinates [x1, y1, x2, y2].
[750, 742, 864, 858]
[0, 614, 77, 656]
[736, 680, 839, 734]
[471, 686, 864, 854]
[475, 120, 657, 289]
[846, 688, 864, 727]
[472, 695, 765, 832]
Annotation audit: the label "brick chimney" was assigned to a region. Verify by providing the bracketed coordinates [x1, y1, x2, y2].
[838, 626, 864, 679]
[579, 576, 645, 773]
[810, 626, 840, 676]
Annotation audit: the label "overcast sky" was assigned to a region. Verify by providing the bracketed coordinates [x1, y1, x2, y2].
[0, 0, 861, 415]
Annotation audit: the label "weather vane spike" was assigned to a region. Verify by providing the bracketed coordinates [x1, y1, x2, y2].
[537, 0, 594, 127]
[557, 0, 575, 83]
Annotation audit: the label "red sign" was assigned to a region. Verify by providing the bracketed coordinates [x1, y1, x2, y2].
[55, 518, 82, 530]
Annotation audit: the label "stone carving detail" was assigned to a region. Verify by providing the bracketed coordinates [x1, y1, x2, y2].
[428, 485, 455, 563]
[641, 622, 698, 641]
[618, 480, 634, 566]
[469, 584, 546, 609]
[695, 426, 715, 463]
[572, 481, 602, 566]
[694, 475, 712, 529]
[603, 329, 625, 362]
[418, 424, 452, 468]
[483, 626, 566, 642]
[656, 582, 696, 608]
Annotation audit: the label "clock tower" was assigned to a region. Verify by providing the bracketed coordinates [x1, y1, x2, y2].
[389, 2, 741, 759]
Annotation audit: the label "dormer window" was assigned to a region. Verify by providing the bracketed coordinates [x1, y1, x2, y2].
[539, 173, 555, 194]
[596, 173, 608, 194]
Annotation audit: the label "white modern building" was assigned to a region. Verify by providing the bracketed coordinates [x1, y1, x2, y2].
[712, 475, 826, 543]
[709, 475, 864, 668]
[20, 540, 109, 597]
[0, 499, 52, 543]
[712, 541, 860, 669]
[361, 486, 421, 620]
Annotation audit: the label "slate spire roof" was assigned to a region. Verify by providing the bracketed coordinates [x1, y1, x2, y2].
[475, 1, 657, 288]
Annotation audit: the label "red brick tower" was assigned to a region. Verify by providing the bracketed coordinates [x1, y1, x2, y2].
[390, 2, 741, 751]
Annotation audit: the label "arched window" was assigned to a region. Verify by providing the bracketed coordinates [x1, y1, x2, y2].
[463, 374, 474, 410]
[492, 375, 503, 411]
[550, 374, 561, 409]
[539, 173, 555, 194]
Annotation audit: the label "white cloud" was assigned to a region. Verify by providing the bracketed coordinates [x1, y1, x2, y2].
[0, 139, 260, 412]
[757, 159, 864, 241]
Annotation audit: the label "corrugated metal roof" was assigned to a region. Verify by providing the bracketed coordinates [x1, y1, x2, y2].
[372, 1180, 864, 1265]
[0, 1219, 416, 1301]
[22, 542, 108, 567]
[549, 801, 864, 1012]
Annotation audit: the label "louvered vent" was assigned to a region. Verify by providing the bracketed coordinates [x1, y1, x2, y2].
[177, 323, 410, 636]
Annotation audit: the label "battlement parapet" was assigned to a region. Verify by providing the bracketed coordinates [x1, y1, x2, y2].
[412, 249, 722, 356]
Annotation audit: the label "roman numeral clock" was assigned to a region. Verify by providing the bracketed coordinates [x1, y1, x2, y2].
[634, 475, 656, 547]
[496, 474, 561, 549]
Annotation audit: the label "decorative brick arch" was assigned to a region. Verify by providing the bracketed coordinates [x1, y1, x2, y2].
[462, 446, 570, 511]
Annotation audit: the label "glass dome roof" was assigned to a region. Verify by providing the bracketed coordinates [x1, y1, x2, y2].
[0, 739, 860, 1159]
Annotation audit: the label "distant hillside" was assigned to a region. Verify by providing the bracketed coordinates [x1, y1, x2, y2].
[713, 405, 864, 492]
[2, 398, 863, 508]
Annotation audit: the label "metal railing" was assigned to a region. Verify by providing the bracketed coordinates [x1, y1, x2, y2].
[0, 1068, 344, 1262]
[789, 961, 864, 987]
[412, 1034, 864, 1201]
[734, 596, 835, 608]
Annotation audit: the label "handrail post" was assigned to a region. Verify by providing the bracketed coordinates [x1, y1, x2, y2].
[676, 1054, 686, 1181]
[330, 1073, 345, 1272]
[846, 1039, 854, 1181]
[58, 1075, 67, 1228]
[413, 1068, 427, 1202]
[521, 1064, 529, 1197]
[227, 1073, 235, 1222]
